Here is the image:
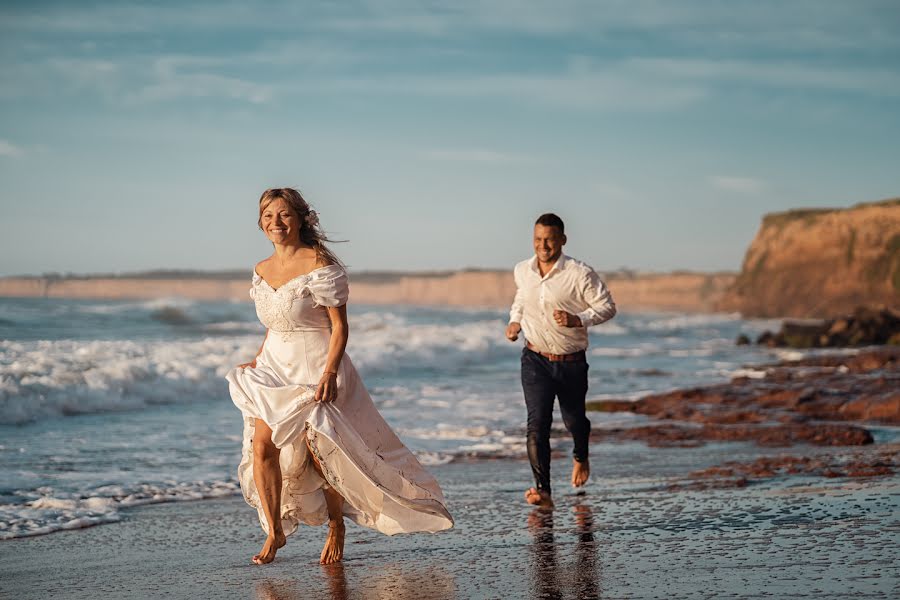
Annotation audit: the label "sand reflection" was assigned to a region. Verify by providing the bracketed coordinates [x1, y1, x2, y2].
[323, 563, 349, 598]
[254, 561, 455, 600]
[527, 503, 600, 599]
[255, 578, 301, 600]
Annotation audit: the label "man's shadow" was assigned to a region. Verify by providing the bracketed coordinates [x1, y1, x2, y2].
[527, 503, 600, 600]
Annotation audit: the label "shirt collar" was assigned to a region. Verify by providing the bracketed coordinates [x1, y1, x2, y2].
[529, 253, 568, 278]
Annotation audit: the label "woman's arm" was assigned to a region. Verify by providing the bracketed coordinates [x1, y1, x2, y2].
[237, 329, 268, 369]
[316, 305, 349, 402]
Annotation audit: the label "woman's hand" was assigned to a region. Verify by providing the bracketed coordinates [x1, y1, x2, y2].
[316, 371, 338, 403]
[237, 359, 257, 370]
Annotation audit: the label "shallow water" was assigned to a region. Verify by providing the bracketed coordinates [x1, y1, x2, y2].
[2, 456, 897, 599]
[0, 296, 810, 539]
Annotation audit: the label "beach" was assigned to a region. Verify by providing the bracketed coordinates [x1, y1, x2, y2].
[2, 298, 898, 598]
[0, 269, 735, 313]
[3, 447, 897, 599]
[4, 0, 900, 595]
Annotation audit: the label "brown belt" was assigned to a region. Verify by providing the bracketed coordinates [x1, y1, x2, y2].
[526, 341, 586, 363]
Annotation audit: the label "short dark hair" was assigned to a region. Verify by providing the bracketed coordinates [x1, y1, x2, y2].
[535, 213, 564, 234]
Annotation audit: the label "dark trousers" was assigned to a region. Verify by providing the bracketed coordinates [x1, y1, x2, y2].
[521, 347, 590, 495]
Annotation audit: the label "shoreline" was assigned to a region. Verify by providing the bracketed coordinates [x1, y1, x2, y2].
[3, 451, 897, 599]
[3, 347, 898, 597]
[0, 270, 735, 313]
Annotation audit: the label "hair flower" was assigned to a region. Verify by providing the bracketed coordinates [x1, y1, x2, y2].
[305, 210, 320, 228]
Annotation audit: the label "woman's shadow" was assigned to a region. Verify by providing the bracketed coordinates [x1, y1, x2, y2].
[527, 503, 600, 600]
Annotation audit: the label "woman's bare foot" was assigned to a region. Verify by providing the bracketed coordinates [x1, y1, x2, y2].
[572, 459, 590, 487]
[320, 520, 345, 564]
[524, 487, 554, 509]
[252, 531, 286, 565]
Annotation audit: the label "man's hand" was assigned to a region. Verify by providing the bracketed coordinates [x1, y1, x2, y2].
[553, 310, 582, 327]
[506, 322, 522, 341]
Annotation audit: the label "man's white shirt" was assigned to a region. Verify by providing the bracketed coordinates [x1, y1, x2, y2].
[509, 254, 617, 355]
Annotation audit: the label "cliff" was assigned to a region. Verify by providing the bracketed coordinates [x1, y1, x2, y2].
[0, 270, 735, 313]
[716, 198, 900, 318]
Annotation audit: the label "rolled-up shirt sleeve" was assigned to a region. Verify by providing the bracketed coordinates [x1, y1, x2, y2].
[509, 267, 525, 324]
[575, 270, 616, 327]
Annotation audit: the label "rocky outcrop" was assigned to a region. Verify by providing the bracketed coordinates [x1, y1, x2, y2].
[667, 445, 898, 490]
[716, 198, 900, 318]
[752, 306, 900, 348]
[636, 348, 899, 424]
[587, 348, 900, 448]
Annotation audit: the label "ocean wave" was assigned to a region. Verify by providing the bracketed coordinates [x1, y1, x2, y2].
[0, 311, 512, 424]
[200, 321, 264, 333]
[344, 316, 511, 374]
[74, 298, 197, 315]
[588, 321, 629, 335]
[0, 338, 256, 425]
[414, 452, 455, 466]
[728, 368, 768, 379]
[631, 313, 741, 332]
[589, 345, 663, 358]
[0, 479, 239, 540]
[150, 307, 193, 326]
[400, 425, 506, 441]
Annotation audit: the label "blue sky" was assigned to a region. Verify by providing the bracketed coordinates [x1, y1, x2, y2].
[1, 0, 898, 276]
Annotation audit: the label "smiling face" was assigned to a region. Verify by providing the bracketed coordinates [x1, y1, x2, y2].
[260, 198, 301, 245]
[533, 223, 566, 266]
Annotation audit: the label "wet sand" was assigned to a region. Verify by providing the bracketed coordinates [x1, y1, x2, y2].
[2, 444, 897, 599]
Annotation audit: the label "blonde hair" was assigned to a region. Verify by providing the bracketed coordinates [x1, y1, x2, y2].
[257, 188, 345, 268]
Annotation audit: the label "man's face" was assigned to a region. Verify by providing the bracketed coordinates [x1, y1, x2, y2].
[533, 224, 566, 264]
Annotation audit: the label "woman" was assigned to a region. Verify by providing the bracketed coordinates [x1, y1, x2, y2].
[226, 188, 453, 565]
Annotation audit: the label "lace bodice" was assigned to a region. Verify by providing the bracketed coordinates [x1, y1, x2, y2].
[250, 265, 349, 332]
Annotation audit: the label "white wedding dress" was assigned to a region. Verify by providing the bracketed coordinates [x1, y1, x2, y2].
[226, 265, 453, 536]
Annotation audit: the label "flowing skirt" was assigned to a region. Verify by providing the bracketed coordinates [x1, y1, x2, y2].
[225, 328, 453, 536]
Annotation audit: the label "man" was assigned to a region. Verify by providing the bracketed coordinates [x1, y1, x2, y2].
[506, 213, 617, 508]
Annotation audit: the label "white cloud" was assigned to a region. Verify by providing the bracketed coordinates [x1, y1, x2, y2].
[3, 1, 898, 110]
[423, 149, 528, 163]
[320, 64, 707, 111]
[631, 58, 900, 97]
[128, 59, 272, 104]
[4, 0, 898, 56]
[0, 140, 24, 157]
[708, 176, 766, 194]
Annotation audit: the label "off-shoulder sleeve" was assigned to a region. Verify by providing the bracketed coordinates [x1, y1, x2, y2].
[249, 270, 262, 300]
[306, 265, 349, 307]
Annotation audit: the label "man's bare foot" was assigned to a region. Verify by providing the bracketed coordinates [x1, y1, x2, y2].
[524, 487, 554, 509]
[320, 520, 345, 565]
[252, 531, 286, 565]
[572, 459, 590, 488]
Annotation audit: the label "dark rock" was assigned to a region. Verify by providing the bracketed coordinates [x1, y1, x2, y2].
[590, 348, 900, 426]
[584, 399, 634, 412]
[590, 423, 873, 447]
[667, 444, 899, 491]
[756, 331, 775, 346]
[758, 306, 900, 348]
[735, 334, 751, 345]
